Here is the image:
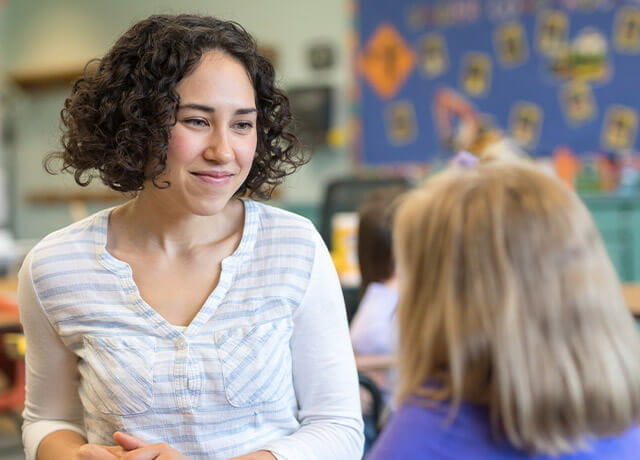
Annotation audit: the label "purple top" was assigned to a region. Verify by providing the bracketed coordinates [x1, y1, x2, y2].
[368, 399, 640, 459]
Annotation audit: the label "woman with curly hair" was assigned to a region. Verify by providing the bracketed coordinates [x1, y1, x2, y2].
[18, 14, 363, 460]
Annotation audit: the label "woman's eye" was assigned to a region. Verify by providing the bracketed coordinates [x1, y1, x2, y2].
[234, 121, 254, 131]
[185, 118, 209, 127]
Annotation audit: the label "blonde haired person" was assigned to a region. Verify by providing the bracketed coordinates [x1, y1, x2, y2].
[351, 187, 408, 396]
[368, 162, 640, 459]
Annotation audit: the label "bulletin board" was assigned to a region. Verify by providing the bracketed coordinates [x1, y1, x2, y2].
[355, 0, 640, 165]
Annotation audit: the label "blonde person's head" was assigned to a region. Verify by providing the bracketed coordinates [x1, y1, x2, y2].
[393, 161, 640, 455]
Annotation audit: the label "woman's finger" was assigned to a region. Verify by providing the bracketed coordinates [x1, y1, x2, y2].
[75, 444, 121, 459]
[113, 431, 149, 451]
[121, 443, 175, 460]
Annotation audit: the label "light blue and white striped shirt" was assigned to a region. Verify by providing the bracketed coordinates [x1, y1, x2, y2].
[19, 200, 363, 459]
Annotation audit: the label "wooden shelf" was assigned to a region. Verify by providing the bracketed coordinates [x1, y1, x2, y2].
[9, 63, 98, 90]
[26, 190, 125, 204]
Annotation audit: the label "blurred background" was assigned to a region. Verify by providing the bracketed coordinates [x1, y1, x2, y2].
[3, 0, 640, 457]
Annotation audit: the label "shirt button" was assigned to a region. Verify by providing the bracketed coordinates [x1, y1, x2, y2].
[176, 337, 187, 348]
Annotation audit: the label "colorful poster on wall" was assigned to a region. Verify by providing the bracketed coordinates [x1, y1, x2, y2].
[356, 0, 640, 165]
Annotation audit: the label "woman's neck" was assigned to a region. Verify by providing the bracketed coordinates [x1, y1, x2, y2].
[109, 194, 244, 256]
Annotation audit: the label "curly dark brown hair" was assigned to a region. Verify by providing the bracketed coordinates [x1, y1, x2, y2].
[45, 14, 305, 198]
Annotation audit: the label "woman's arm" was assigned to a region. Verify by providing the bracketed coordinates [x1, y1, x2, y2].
[38, 431, 86, 460]
[18, 251, 87, 459]
[261, 231, 364, 460]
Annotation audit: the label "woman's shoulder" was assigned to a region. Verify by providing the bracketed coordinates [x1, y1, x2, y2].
[250, 200, 314, 226]
[28, 208, 111, 263]
[249, 200, 318, 240]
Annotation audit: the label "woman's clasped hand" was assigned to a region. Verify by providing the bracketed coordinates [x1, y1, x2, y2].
[72, 433, 187, 460]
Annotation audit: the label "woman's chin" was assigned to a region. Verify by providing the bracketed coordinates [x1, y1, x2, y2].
[186, 197, 237, 217]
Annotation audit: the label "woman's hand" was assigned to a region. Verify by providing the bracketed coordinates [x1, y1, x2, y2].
[229, 451, 277, 460]
[73, 443, 127, 459]
[112, 431, 276, 459]
[112, 432, 188, 459]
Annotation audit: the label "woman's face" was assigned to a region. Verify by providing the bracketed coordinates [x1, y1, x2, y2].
[154, 50, 257, 216]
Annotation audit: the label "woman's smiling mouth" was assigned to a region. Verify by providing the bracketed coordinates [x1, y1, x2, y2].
[190, 170, 234, 185]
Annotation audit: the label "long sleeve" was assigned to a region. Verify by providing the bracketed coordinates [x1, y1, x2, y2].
[18, 250, 86, 460]
[261, 231, 364, 459]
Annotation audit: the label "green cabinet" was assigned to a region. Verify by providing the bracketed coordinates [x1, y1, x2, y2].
[583, 195, 640, 282]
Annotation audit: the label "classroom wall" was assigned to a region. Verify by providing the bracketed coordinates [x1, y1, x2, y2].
[0, 0, 352, 240]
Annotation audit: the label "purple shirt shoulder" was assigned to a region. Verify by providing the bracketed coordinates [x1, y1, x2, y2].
[367, 399, 640, 460]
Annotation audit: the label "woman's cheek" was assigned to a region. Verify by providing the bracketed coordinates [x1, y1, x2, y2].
[167, 129, 200, 163]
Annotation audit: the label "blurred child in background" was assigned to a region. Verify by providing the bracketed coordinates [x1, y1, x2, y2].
[350, 187, 408, 396]
[350, 186, 407, 455]
[369, 161, 640, 459]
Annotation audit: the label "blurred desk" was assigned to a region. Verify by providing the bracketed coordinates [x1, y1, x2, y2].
[622, 283, 640, 316]
[0, 278, 19, 331]
[0, 313, 19, 332]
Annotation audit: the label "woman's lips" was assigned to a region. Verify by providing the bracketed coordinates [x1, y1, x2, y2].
[191, 172, 233, 186]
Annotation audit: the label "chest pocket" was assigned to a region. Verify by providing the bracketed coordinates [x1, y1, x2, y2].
[215, 317, 293, 408]
[81, 335, 156, 416]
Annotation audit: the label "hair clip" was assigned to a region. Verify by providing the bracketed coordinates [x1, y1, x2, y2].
[449, 151, 479, 168]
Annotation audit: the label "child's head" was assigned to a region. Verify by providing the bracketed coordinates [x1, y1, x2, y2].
[393, 161, 640, 455]
[357, 187, 407, 294]
[46, 14, 303, 198]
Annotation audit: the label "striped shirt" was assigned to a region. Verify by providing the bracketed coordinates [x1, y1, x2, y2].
[19, 199, 363, 459]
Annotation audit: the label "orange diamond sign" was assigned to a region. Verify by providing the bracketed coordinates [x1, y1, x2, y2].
[359, 23, 415, 99]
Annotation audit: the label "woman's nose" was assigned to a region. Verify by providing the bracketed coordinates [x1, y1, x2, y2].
[203, 131, 234, 163]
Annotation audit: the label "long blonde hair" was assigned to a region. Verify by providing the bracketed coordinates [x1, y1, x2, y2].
[394, 161, 640, 455]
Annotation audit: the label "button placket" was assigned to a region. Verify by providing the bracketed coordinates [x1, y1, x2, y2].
[186, 355, 203, 403]
[174, 336, 191, 410]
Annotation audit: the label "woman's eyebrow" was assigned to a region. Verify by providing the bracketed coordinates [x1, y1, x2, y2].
[236, 108, 257, 115]
[178, 103, 257, 115]
[179, 103, 214, 112]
